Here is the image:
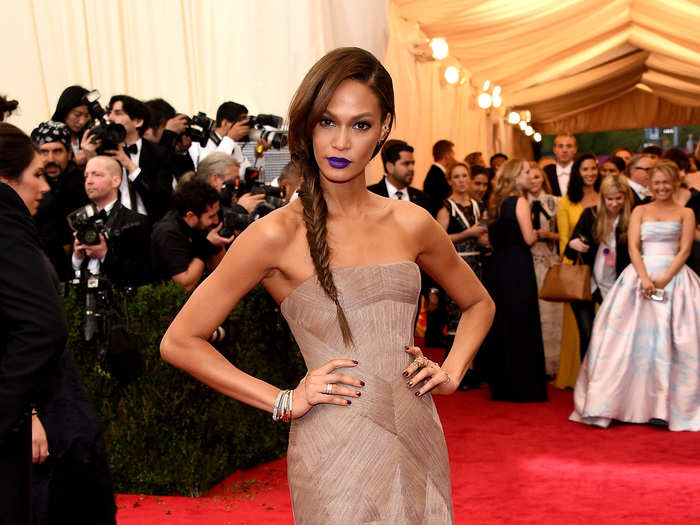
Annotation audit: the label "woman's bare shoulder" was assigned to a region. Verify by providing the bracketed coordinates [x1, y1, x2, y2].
[235, 200, 304, 253]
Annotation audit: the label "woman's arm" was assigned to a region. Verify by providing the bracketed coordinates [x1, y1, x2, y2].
[414, 213, 495, 394]
[654, 208, 695, 289]
[160, 215, 361, 419]
[515, 197, 537, 246]
[627, 206, 654, 294]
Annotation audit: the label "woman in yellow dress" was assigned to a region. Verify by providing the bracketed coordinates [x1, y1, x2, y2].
[554, 153, 600, 388]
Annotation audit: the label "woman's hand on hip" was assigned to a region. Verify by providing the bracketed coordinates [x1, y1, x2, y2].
[402, 346, 454, 396]
[292, 359, 364, 419]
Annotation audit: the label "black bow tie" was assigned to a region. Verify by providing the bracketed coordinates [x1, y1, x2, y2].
[123, 143, 138, 155]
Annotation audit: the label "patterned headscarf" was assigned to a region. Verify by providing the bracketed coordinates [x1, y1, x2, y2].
[31, 120, 72, 149]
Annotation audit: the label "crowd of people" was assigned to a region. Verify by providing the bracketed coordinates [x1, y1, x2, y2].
[1, 65, 700, 525]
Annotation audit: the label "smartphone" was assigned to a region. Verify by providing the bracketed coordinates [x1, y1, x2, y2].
[650, 288, 665, 302]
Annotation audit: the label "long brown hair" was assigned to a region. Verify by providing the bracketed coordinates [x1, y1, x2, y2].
[593, 174, 632, 243]
[488, 158, 527, 223]
[288, 47, 395, 346]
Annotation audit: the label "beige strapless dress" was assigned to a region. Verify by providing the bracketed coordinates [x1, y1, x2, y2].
[280, 261, 454, 524]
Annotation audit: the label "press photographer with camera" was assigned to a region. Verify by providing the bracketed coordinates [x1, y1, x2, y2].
[277, 161, 303, 203]
[71, 156, 152, 289]
[151, 179, 234, 292]
[31, 121, 90, 282]
[144, 98, 195, 180]
[96, 94, 173, 221]
[51, 85, 98, 167]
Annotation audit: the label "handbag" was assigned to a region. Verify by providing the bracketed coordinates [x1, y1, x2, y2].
[538, 255, 592, 302]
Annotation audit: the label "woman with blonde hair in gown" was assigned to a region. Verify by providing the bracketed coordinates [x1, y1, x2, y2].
[571, 160, 700, 431]
[554, 153, 600, 389]
[160, 47, 494, 523]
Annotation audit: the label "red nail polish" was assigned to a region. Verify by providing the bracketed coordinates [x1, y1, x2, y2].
[360, 381, 365, 386]
[352, 360, 359, 364]
[347, 400, 352, 405]
[407, 381, 413, 387]
[415, 391, 421, 397]
[356, 391, 361, 397]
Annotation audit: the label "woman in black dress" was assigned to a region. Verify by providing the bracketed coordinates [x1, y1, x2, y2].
[483, 158, 548, 402]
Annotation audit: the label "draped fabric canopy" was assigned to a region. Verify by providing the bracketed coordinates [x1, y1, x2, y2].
[395, 0, 700, 133]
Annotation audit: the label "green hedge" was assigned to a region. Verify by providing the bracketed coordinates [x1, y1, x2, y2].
[64, 281, 306, 496]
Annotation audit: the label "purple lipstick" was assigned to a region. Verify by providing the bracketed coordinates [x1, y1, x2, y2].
[328, 157, 351, 169]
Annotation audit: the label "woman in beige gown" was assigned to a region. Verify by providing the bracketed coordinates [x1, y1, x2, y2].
[160, 48, 494, 524]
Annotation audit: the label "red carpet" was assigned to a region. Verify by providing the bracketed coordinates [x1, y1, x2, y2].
[117, 370, 700, 524]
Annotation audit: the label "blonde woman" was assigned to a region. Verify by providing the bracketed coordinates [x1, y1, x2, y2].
[564, 175, 632, 358]
[571, 161, 700, 431]
[554, 153, 600, 389]
[483, 159, 548, 402]
[527, 163, 561, 376]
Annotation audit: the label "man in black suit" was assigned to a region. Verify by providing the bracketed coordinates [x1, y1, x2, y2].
[31, 121, 90, 282]
[71, 156, 152, 289]
[544, 133, 577, 196]
[105, 95, 173, 221]
[1, 180, 67, 525]
[422, 140, 455, 210]
[626, 153, 654, 208]
[368, 139, 435, 214]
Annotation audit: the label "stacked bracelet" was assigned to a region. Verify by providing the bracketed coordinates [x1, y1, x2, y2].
[272, 389, 293, 422]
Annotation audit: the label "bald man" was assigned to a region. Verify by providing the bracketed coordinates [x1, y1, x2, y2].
[71, 156, 152, 288]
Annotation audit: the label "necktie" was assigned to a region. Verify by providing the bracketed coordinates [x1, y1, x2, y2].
[395, 191, 404, 200]
[123, 143, 138, 155]
[530, 200, 550, 230]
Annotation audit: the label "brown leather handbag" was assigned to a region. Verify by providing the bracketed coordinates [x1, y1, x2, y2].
[539, 255, 592, 302]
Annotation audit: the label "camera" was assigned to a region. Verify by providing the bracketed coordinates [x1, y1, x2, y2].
[67, 204, 107, 245]
[241, 166, 285, 219]
[244, 114, 288, 150]
[184, 112, 215, 147]
[219, 207, 251, 238]
[82, 89, 126, 155]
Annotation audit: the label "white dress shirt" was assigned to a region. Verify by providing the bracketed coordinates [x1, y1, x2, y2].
[188, 132, 253, 173]
[119, 138, 147, 215]
[384, 177, 408, 200]
[628, 178, 649, 200]
[71, 198, 118, 276]
[556, 162, 573, 196]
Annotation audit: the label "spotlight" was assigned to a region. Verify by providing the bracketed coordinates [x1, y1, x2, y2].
[534, 132, 542, 142]
[519, 121, 527, 130]
[478, 92, 492, 109]
[525, 126, 534, 136]
[430, 38, 449, 60]
[508, 111, 520, 124]
[444, 66, 460, 85]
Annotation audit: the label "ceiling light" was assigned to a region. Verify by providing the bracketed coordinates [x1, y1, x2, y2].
[493, 86, 501, 96]
[444, 66, 460, 85]
[508, 111, 520, 124]
[525, 126, 534, 136]
[519, 121, 527, 130]
[492, 93, 502, 108]
[478, 92, 492, 109]
[482, 80, 490, 92]
[534, 132, 542, 142]
[522, 110, 532, 123]
[430, 38, 449, 60]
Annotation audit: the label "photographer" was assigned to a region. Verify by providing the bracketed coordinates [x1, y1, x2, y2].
[277, 161, 302, 203]
[31, 121, 90, 282]
[104, 95, 173, 221]
[51, 85, 97, 167]
[71, 156, 152, 289]
[195, 152, 265, 212]
[151, 180, 234, 292]
[188, 101, 254, 172]
[144, 98, 194, 181]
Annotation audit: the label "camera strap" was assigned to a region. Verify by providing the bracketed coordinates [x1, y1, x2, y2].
[208, 131, 222, 147]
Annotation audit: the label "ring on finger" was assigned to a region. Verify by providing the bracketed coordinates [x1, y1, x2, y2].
[413, 356, 429, 368]
[325, 383, 333, 395]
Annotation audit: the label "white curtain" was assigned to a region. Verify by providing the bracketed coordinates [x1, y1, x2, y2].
[1, 0, 390, 135]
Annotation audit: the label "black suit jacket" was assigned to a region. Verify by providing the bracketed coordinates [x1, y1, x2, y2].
[544, 164, 563, 197]
[422, 165, 450, 212]
[564, 206, 630, 276]
[630, 187, 652, 209]
[0, 183, 67, 441]
[367, 177, 436, 215]
[131, 139, 174, 221]
[81, 202, 153, 289]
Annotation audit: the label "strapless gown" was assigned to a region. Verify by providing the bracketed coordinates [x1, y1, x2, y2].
[571, 222, 700, 431]
[280, 261, 454, 524]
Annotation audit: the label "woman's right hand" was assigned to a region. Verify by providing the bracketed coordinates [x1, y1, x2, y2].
[465, 224, 488, 239]
[568, 237, 589, 252]
[292, 359, 364, 419]
[641, 277, 656, 297]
